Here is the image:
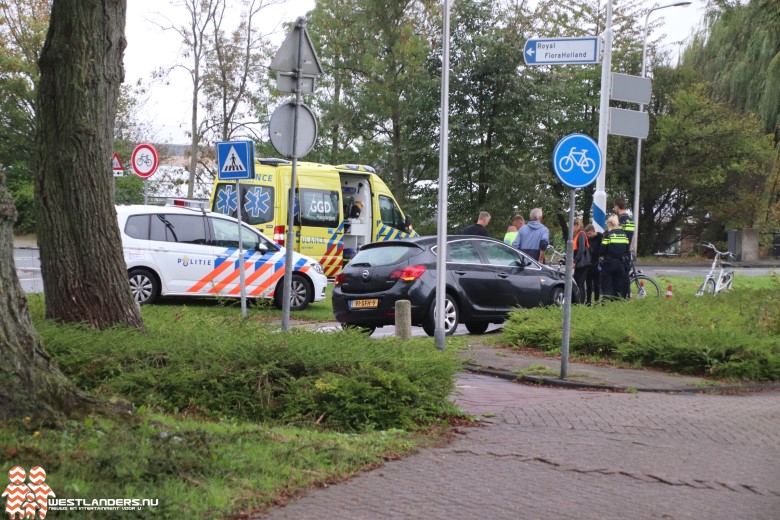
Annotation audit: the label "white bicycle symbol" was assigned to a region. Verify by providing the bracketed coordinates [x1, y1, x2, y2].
[558, 147, 596, 174]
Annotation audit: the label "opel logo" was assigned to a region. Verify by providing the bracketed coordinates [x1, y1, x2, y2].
[361, 269, 370, 280]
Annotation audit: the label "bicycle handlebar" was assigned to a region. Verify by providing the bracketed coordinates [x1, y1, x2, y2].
[700, 242, 734, 258]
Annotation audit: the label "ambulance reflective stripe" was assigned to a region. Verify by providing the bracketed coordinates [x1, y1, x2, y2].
[320, 222, 344, 277]
[227, 252, 280, 295]
[375, 223, 406, 242]
[207, 249, 261, 294]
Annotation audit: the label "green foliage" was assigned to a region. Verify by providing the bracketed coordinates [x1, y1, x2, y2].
[503, 277, 780, 380]
[0, 413, 426, 518]
[31, 298, 460, 432]
[10, 180, 35, 232]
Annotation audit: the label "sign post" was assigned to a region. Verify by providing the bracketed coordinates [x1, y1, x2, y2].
[217, 140, 255, 319]
[131, 144, 159, 204]
[270, 17, 323, 331]
[552, 133, 602, 379]
[112, 152, 124, 202]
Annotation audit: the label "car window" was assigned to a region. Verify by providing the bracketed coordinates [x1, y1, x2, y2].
[150, 214, 208, 244]
[350, 245, 417, 266]
[210, 217, 263, 250]
[295, 188, 340, 228]
[480, 240, 527, 266]
[378, 195, 406, 230]
[124, 215, 150, 239]
[212, 183, 275, 226]
[447, 241, 482, 263]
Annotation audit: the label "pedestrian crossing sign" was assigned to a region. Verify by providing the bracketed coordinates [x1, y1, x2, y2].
[216, 140, 255, 180]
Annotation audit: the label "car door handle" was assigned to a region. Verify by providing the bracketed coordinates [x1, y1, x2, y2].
[454, 270, 467, 275]
[498, 272, 509, 278]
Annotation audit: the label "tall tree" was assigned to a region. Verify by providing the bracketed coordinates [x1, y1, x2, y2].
[35, 0, 143, 329]
[0, 172, 82, 419]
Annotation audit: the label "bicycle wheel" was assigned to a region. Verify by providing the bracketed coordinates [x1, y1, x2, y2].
[558, 156, 574, 173]
[631, 274, 661, 298]
[696, 279, 716, 296]
[721, 273, 734, 291]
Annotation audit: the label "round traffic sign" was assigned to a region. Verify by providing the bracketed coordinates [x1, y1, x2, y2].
[269, 101, 317, 158]
[552, 133, 601, 189]
[131, 143, 159, 178]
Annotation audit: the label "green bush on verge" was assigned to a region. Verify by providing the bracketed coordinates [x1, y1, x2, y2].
[31, 299, 460, 432]
[503, 283, 780, 381]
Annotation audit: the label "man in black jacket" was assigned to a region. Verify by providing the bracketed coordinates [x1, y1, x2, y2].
[463, 211, 491, 236]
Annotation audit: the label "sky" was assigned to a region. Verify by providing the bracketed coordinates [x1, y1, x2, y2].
[123, 0, 708, 145]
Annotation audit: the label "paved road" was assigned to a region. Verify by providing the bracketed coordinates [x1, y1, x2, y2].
[260, 375, 780, 520]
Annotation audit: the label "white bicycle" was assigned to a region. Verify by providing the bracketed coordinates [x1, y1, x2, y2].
[695, 242, 735, 296]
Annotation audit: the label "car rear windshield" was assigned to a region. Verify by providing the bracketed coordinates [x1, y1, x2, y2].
[350, 245, 418, 266]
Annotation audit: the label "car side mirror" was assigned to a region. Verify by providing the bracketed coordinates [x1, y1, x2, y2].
[256, 243, 268, 254]
[405, 215, 412, 231]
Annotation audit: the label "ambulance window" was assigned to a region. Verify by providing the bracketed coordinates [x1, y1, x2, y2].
[379, 196, 405, 230]
[152, 214, 208, 244]
[124, 215, 150, 239]
[209, 217, 262, 250]
[296, 189, 339, 228]
[212, 183, 274, 226]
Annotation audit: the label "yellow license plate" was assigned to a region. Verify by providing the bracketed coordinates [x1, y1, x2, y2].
[350, 299, 379, 309]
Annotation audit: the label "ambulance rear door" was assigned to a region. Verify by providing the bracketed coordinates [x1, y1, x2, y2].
[292, 168, 343, 277]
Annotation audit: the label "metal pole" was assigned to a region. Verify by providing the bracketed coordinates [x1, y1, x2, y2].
[434, 0, 451, 351]
[143, 178, 147, 205]
[281, 18, 306, 332]
[632, 1, 692, 253]
[561, 189, 576, 379]
[593, 0, 613, 233]
[236, 180, 247, 318]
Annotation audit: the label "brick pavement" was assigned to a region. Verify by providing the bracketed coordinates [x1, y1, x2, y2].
[260, 375, 780, 520]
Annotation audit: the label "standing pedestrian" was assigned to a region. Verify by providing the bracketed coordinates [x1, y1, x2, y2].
[599, 215, 631, 299]
[511, 208, 549, 263]
[572, 218, 589, 303]
[463, 211, 490, 236]
[584, 224, 602, 304]
[614, 198, 635, 242]
[503, 225, 518, 244]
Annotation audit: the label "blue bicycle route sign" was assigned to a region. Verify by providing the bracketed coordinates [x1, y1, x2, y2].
[216, 140, 255, 181]
[552, 133, 602, 189]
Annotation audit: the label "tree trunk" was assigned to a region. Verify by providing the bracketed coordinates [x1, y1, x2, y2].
[35, 0, 143, 330]
[0, 173, 81, 420]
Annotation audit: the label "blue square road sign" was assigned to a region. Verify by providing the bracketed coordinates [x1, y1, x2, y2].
[217, 140, 255, 181]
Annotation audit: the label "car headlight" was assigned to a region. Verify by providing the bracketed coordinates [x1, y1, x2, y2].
[311, 262, 324, 274]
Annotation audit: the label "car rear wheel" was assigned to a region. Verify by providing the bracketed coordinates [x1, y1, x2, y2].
[422, 294, 459, 337]
[274, 274, 312, 311]
[128, 268, 159, 305]
[465, 322, 489, 335]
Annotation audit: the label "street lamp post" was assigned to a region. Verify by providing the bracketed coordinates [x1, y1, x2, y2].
[632, 1, 691, 253]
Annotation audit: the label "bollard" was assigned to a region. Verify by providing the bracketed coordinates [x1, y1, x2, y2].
[395, 299, 412, 340]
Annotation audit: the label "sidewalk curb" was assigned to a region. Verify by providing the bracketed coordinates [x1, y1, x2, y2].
[462, 363, 780, 395]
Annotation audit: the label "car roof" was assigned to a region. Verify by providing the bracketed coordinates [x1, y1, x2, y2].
[115, 204, 230, 220]
[359, 235, 508, 250]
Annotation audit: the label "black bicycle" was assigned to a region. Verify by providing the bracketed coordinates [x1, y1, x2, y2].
[627, 252, 661, 297]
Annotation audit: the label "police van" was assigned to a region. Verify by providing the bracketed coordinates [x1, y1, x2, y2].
[117, 204, 328, 310]
[208, 159, 416, 277]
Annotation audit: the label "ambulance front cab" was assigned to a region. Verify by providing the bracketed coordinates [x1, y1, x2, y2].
[116, 204, 328, 310]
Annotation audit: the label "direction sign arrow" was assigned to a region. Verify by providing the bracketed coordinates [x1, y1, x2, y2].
[524, 37, 600, 66]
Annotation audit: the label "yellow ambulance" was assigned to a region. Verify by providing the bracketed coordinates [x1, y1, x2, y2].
[208, 159, 417, 277]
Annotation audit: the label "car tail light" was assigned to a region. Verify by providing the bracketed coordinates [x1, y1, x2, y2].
[273, 225, 285, 245]
[389, 265, 426, 282]
[334, 273, 346, 286]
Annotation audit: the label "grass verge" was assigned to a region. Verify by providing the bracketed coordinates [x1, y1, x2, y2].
[503, 275, 780, 380]
[0, 295, 461, 518]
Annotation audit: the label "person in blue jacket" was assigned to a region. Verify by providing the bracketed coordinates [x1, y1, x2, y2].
[511, 208, 549, 263]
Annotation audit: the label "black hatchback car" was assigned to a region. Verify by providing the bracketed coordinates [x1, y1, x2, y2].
[332, 236, 577, 336]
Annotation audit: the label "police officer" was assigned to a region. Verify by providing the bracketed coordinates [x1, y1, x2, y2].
[614, 197, 635, 242]
[599, 215, 631, 299]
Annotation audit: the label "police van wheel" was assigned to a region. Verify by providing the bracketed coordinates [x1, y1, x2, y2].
[128, 268, 159, 305]
[274, 274, 312, 311]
